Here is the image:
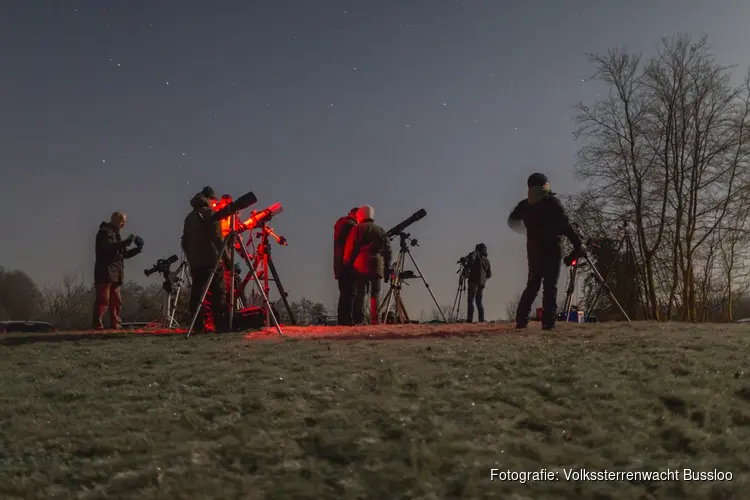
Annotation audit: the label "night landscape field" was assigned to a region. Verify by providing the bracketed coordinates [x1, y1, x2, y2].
[1, 321, 748, 499]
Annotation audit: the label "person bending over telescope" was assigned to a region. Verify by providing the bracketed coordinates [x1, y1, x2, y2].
[343, 205, 392, 325]
[181, 186, 230, 333]
[463, 243, 492, 323]
[507, 173, 583, 330]
[333, 207, 359, 325]
[93, 211, 144, 329]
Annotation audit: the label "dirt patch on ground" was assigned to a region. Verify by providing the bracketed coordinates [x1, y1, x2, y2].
[0, 321, 748, 499]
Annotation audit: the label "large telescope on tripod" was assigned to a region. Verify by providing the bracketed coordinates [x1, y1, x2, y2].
[204, 191, 259, 223]
[379, 208, 447, 323]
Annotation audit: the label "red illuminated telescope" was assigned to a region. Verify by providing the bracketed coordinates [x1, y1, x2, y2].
[241, 202, 283, 231]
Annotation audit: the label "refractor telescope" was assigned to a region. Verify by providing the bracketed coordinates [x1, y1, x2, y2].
[208, 191, 258, 222]
[241, 202, 283, 231]
[387, 208, 427, 238]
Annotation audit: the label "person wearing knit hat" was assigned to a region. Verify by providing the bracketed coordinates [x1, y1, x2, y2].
[507, 173, 583, 330]
[342, 205, 392, 325]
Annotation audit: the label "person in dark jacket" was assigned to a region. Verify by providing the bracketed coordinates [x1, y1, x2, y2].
[343, 205, 392, 325]
[508, 173, 583, 330]
[181, 186, 230, 333]
[464, 242, 492, 323]
[93, 211, 143, 329]
[333, 207, 359, 325]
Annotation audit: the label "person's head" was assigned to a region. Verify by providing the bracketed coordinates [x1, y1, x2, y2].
[110, 211, 126, 229]
[217, 194, 233, 211]
[356, 205, 375, 222]
[348, 207, 359, 219]
[527, 172, 549, 191]
[475, 242, 487, 254]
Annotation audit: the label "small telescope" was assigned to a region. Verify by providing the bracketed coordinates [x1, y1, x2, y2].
[208, 191, 258, 222]
[241, 202, 283, 231]
[387, 208, 427, 238]
[144, 254, 179, 276]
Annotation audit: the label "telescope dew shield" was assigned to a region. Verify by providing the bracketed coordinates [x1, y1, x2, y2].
[210, 191, 258, 222]
[387, 208, 427, 238]
[242, 202, 283, 231]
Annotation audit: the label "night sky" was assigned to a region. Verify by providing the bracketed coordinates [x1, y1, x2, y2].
[2, 1, 749, 320]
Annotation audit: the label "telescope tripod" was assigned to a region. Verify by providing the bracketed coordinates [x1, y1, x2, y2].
[450, 261, 468, 321]
[133, 257, 190, 328]
[186, 217, 282, 338]
[237, 223, 297, 326]
[562, 232, 632, 323]
[379, 232, 447, 324]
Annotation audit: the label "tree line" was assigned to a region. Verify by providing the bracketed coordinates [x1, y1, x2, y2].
[0, 267, 331, 330]
[566, 34, 750, 322]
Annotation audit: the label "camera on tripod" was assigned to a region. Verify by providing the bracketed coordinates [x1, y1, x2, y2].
[144, 255, 179, 277]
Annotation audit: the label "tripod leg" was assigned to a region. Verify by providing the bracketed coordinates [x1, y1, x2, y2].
[379, 251, 404, 322]
[236, 244, 283, 335]
[186, 239, 231, 338]
[586, 258, 631, 322]
[563, 267, 578, 322]
[396, 295, 410, 323]
[407, 250, 448, 322]
[266, 256, 297, 325]
[379, 286, 394, 323]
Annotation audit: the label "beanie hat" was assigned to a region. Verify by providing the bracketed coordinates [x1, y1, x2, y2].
[527, 173, 548, 187]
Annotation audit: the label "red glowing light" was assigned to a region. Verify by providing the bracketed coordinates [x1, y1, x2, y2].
[571, 259, 577, 266]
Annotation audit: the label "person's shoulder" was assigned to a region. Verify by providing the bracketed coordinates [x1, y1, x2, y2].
[543, 193, 565, 208]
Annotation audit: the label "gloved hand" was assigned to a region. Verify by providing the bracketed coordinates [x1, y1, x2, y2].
[123, 234, 135, 245]
[134, 236, 144, 249]
[563, 245, 587, 266]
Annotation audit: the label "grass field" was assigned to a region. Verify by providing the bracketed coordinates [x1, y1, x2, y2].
[0, 321, 749, 499]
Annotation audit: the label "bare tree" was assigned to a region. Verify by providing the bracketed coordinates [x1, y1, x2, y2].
[572, 35, 750, 322]
[42, 273, 94, 330]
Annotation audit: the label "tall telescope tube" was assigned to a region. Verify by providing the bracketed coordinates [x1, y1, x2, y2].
[387, 208, 427, 238]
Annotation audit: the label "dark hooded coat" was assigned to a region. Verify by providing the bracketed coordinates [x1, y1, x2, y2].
[508, 187, 582, 253]
[181, 193, 225, 269]
[465, 243, 492, 286]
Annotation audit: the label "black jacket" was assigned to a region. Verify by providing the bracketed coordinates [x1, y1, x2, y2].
[466, 244, 492, 286]
[94, 222, 140, 284]
[182, 193, 226, 270]
[508, 188, 582, 255]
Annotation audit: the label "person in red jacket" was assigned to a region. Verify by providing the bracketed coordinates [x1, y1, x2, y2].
[343, 205, 392, 325]
[333, 207, 359, 325]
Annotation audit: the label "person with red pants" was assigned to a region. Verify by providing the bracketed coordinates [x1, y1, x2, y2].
[93, 211, 143, 329]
